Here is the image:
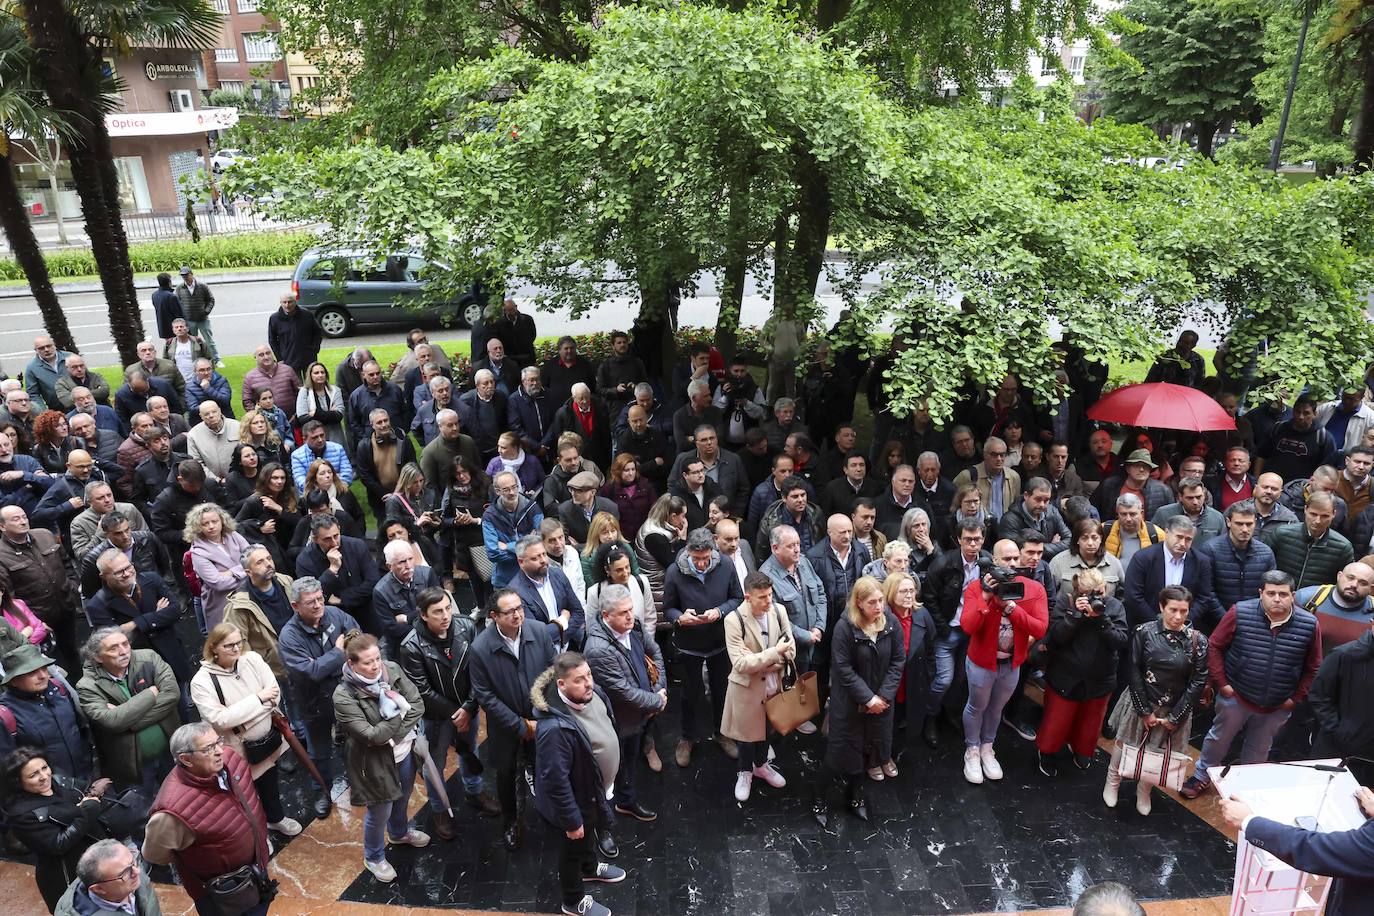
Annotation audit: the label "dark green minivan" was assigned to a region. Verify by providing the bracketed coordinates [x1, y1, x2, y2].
[291, 248, 487, 339]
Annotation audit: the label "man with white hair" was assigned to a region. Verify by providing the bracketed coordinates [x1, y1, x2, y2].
[508, 366, 559, 463]
[458, 367, 509, 465]
[373, 537, 443, 657]
[354, 407, 416, 522]
[412, 374, 456, 447]
[419, 408, 479, 503]
[552, 382, 612, 470]
[24, 334, 69, 412]
[472, 336, 522, 394]
[672, 378, 725, 454]
[65, 385, 121, 438]
[185, 401, 240, 482]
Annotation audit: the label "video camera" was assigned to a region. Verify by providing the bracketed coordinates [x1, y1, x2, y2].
[979, 560, 1025, 602]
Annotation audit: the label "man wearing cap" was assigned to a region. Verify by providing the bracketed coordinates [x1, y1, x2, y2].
[174, 267, 221, 366]
[557, 471, 619, 547]
[0, 643, 93, 783]
[1091, 448, 1174, 522]
[1316, 384, 1374, 453]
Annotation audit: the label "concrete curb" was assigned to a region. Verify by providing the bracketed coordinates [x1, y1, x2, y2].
[0, 268, 294, 299]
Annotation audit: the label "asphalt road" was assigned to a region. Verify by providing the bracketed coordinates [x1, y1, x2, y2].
[0, 267, 875, 369]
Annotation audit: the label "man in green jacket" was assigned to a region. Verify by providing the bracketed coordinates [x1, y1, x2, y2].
[55, 839, 162, 916]
[1262, 492, 1355, 590]
[75, 627, 181, 792]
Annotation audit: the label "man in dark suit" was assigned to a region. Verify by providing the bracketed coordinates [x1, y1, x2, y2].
[912, 452, 956, 539]
[294, 513, 382, 635]
[669, 456, 722, 531]
[820, 452, 884, 518]
[713, 519, 756, 594]
[667, 424, 751, 514]
[1123, 514, 1221, 630]
[510, 533, 586, 650]
[471, 337, 522, 395]
[1222, 789, 1374, 916]
[113, 371, 180, 431]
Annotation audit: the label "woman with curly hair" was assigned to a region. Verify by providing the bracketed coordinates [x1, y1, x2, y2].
[304, 458, 366, 532]
[223, 443, 262, 514]
[31, 410, 79, 474]
[239, 407, 289, 469]
[187, 502, 250, 630]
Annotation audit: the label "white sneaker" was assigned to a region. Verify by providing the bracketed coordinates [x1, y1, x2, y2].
[215, 359, 226, 368]
[734, 771, 753, 802]
[753, 763, 786, 789]
[980, 743, 1004, 781]
[365, 858, 396, 882]
[795, 720, 817, 735]
[963, 747, 984, 784]
[391, 829, 430, 848]
[268, 817, 302, 836]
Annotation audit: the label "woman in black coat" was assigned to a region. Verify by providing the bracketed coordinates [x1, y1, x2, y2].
[3, 748, 112, 912]
[224, 443, 263, 514]
[1035, 568, 1129, 777]
[884, 572, 936, 761]
[236, 462, 302, 576]
[813, 576, 905, 827]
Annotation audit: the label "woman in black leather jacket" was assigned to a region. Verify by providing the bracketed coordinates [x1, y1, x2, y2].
[2, 748, 112, 912]
[1103, 584, 1208, 816]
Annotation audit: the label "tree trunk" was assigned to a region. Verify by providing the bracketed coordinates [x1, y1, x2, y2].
[1196, 120, 1218, 159]
[19, 0, 144, 365]
[0, 152, 78, 352]
[714, 169, 751, 364]
[1354, 40, 1374, 171]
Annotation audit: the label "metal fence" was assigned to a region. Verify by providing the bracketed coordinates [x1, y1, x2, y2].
[118, 207, 315, 242]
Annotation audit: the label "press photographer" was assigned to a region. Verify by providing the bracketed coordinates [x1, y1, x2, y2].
[958, 539, 1048, 785]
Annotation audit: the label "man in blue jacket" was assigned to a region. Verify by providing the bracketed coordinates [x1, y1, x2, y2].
[294, 514, 380, 637]
[1198, 501, 1278, 623]
[1222, 788, 1374, 916]
[510, 534, 585, 650]
[1123, 515, 1221, 630]
[484, 471, 544, 588]
[0, 426, 51, 514]
[470, 589, 557, 851]
[277, 575, 358, 818]
[0, 644, 92, 783]
[532, 651, 627, 916]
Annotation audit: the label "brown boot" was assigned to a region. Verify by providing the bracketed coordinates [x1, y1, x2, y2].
[675, 738, 693, 768]
[644, 738, 663, 773]
[432, 808, 456, 841]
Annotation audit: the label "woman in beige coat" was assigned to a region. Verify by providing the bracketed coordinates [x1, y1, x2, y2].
[721, 570, 795, 804]
[189, 622, 302, 836]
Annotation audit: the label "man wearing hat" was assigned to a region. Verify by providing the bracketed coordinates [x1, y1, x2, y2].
[1316, 383, 1374, 453]
[1091, 448, 1175, 523]
[174, 266, 221, 367]
[0, 643, 94, 783]
[557, 471, 619, 548]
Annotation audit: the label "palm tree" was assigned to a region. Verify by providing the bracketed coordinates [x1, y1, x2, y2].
[0, 10, 77, 352]
[14, 0, 222, 364]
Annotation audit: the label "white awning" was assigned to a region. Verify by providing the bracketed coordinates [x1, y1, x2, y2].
[105, 107, 239, 138]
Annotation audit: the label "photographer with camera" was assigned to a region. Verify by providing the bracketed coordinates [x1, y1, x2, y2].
[1035, 568, 1128, 777]
[712, 357, 766, 449]
[959, 539, 1048, 784]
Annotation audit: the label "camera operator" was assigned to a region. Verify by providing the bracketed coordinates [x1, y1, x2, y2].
[711, 358, 766, 449]
[959, 539, 1048, 785]
[1035, 568, 1128, 777]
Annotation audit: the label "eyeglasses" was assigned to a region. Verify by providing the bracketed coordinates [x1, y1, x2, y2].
[191, 738, 225, 755]
[92, 851, 141, 885]
[219, 639, 244, 651]
[985, 450, 1007, 458]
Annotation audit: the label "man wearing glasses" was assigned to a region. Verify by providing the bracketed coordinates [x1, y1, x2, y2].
[952, 436, 1022, 523]
[56, 838, 162, 914]
[145, 722, 275, 915]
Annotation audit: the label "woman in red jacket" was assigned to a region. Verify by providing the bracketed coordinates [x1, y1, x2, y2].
[960, 539, 1049, 785]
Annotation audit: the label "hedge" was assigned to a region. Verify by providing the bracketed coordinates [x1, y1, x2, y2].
[0, 231, 317, 281]
[532, 326, 768, 364]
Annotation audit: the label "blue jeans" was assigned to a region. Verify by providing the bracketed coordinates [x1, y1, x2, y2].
[1193, 693, 1293, 781]
[963, 659, 1019, 748]
[927, 630, 966, 716]
[185, 319, 219, 361]
[422, 717, 485, 810]
[363, 751, 419, 863]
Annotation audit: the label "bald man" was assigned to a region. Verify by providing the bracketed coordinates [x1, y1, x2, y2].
[24, 335, 70, 412]
[33, 448, 107, 532]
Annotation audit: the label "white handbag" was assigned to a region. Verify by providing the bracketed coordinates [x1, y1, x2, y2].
[1119, 725, 1191, 791]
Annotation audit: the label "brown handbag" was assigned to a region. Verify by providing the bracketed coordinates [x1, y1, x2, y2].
[756, 606, 819, 735]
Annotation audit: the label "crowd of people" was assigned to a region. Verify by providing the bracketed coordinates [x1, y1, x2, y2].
[2, 295, 1374, 916]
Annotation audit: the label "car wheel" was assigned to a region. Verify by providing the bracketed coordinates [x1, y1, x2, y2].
[458, 299, 484, 330]
[315, 306, 352, 339]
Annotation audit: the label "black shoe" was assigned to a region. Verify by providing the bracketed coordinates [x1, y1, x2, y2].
[921, 718, 940, 749]
[614, 802, 658, 822]
[312, 793, 331, 819]
[1072, 754, 1094, 771]
[1037, 752, 1058, 778]
[502, 822, 521, 851]
[466, 791, 502, 817]
[811, 798, 829, 829]
[847, 787, 868, 822]
[597, 830, 619, 859]
[1003, 714, 1037, 742]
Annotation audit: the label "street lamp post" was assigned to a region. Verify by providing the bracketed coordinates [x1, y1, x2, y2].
[1269, 5, 1314, 172]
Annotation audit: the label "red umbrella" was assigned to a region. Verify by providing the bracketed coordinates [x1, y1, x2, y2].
[1086, 382, 1236, 432]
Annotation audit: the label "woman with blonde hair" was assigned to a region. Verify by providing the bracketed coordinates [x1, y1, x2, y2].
[187, 503, 250, 630]
[332, 629, 428, 883]
[812, 576, 905, 826]
[384, 462, 441, 566]
[190, 622, 301, 836]
[580, 511, 641, 586]
[239, 407, 288, 469]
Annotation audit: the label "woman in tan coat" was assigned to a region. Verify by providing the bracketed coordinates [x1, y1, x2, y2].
[189, 622, 302, 836]
[721, 570, 795, 804]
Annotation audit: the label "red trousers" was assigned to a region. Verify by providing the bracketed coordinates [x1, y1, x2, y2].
[1036, 688, 1111, 757]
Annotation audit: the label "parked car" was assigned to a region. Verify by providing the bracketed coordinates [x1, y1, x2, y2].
[211, 149, 250, 172]
[291, 248, 487, 338]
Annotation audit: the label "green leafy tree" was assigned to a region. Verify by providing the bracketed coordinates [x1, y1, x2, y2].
[1095, 0, 1268, 157]
[1326, 0, 1374, 167]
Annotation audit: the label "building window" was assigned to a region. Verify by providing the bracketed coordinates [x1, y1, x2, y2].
[1069, 55, 1086, 77]
[211, 0, 228, 11]
[1039, 56, 1057, 77]
[236, 0, 258, 10]
[242, 32, 279, 62]
[214, 47, 238, 63]
[218, 80, 243, 93]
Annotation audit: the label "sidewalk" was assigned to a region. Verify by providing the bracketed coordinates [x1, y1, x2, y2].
[0, 267, 294, 299]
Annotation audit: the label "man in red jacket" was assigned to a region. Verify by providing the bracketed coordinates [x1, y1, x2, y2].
[959, 538, 1049, 785]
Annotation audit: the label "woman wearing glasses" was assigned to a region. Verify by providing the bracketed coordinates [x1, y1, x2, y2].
[190, 623, 302, 837]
